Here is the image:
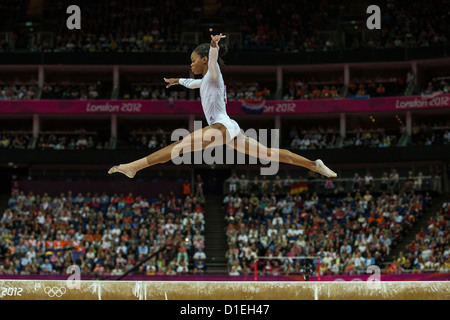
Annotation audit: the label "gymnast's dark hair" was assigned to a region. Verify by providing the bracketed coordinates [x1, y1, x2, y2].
[194, 42, 228, 66]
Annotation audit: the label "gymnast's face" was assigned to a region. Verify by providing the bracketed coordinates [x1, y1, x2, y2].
[190, 51, 207, 76]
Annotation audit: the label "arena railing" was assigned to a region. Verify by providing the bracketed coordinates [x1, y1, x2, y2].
[223, 175, 436, 195]
[252, 258, 448, 279]
[253, 256, 321, 281]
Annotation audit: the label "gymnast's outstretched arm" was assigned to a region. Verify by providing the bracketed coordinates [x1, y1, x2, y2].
[164, 78, 202, 89]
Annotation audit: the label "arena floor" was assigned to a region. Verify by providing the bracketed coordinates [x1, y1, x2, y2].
[0, 280, 449, 300]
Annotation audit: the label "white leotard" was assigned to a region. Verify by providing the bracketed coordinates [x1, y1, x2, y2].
[179, 46, 241, 140]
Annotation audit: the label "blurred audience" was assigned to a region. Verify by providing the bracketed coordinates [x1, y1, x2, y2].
[388, 200, 449, 274]
[342, 128, 399, 148]
[2, 0, 447, 53]
[41, 82, 104, 99]
[0, 80, 38, 100]
[411, 121, 450, 146]
[0, 189, 206, 276]
[283, 77, 343, 100]
[289, 126, 338, 150]
[225, 186, 432, 276]
[0, 132, 32, 149]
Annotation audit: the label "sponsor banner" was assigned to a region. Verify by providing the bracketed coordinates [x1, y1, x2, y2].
[1, 93, 449, 114]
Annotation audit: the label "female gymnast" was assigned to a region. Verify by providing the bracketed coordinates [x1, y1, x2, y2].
[109, 34, 337, 179]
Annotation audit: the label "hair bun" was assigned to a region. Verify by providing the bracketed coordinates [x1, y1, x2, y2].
[219, 43, 228, 57]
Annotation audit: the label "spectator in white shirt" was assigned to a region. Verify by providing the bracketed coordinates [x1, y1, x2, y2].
[340, 240, 352, 256]
[192, 210, 205, 223]
[267, 225, 278, 238]
[116, 241, 128, 255]
[223, 193, 234, 205]
[421, 246, 432, 260]
[111, 224, 121, 237]
[248, 228, 258, 244]
[228, 173, 240, 193]
[364, 172, 374, 190]
[352, 252, 366, 272]
[443, 130, 450, 144]
[237, 230, 249, 245]
[393, 212, 403, 224]
[182, 216, 194, 227]
[193, 248, 207, 261]
[111, 265, 125, 276]
[41, 259, 53, 273]
[272, 213, 284, 227]
[138, 242, 149, 255]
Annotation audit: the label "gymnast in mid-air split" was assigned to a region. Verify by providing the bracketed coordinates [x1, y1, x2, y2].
[108, 34, 337, 179]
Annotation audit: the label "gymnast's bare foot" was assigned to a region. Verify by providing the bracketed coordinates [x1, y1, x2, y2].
[108, 164, 136, 178]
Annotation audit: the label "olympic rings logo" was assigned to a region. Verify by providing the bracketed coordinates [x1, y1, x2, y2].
[44, 286, 67, 298]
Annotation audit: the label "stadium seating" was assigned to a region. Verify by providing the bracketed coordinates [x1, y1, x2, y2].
[0, 191, 206, 276]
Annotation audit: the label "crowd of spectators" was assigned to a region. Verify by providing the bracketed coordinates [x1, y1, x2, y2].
[3, 0, 448, 53]
[224, 184, 431, 276]
[216, 0, 333, 52]
[28, 0, 202, 54]
[121, 83, 187, 100]
[0, 72, 445, 103]
[347, 81, 403, 98]
[285, 121, 450, 149]
[0, 130, 111, 151]
[41, 82, 104, 99]
[422, 78, 450, 95]
[0, 189, 207, 276]
[0, 73, 436, 102]
[283, 78, 343, 100]
[411, 121, 450, 146]
[346, 70, 416, 98]
[346, 169, 439, 195]
[36, 132, 110, 151]
[351, 0, 449, 50]
[224, 165, 442, 204]
[127, 129, 173, 150]
[222, 163, 447, 276]
[0, 81, 38, 100]
[0, 132, 32, 150]
[121, 80, 275, 101]
[342, 128, 399, 148]
[288, 126, 339, 150]
[388, 199, 449, 273]
[225, 173, 298, 198]
[281, 74, 412, 100]
[226, 80, 274, 101]
[1, 72, 442, 102]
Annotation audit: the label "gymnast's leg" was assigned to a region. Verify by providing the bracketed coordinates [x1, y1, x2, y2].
[108, 123, 229, 178]
[227, 133, 337, 177]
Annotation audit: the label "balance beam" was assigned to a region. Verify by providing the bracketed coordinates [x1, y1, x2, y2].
[0, 280, 449, 300]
